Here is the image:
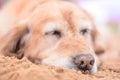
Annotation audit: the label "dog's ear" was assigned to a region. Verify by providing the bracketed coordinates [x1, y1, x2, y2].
[0, 23, 30, 59]
[91, 26, 106, 55]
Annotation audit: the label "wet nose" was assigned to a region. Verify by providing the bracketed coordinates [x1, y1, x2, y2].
[74, 54, 95, 74]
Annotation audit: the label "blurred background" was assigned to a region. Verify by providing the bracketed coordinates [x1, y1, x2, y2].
[0, 0, 120, 54]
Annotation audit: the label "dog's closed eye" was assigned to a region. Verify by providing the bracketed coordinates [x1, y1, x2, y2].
[45, 30, 62, 38]
[80, 28, 90, 36]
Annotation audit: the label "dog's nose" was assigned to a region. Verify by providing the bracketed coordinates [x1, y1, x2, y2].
[74, 54, 95, 74]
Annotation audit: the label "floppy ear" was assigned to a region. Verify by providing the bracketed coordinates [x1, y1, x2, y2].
[91, 26, 106, 55]
[0, 23, 30, 59]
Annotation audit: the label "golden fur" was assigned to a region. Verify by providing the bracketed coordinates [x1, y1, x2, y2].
[0, 0, 105, 73]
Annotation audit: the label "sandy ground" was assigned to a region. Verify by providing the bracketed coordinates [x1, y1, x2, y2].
[0, 53, 120, 80]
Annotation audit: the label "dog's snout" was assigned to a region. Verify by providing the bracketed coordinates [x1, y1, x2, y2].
[74, 54, 95, 73]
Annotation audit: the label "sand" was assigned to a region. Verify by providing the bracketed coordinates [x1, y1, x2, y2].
[0, 54, 120, 80]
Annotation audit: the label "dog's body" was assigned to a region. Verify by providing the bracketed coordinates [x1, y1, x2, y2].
[0, 0, 105, 74]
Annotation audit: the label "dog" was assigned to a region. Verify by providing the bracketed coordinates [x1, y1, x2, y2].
[0, 0, 105, 74]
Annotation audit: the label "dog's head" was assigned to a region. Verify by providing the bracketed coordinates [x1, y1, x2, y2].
[0, 1, 105, 74]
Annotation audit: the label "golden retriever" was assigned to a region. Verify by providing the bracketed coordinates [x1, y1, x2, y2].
[0, 0, 105, 74]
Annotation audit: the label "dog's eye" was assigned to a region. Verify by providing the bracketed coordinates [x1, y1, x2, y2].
[80, 28, 89, 35]
[45, 30, 61, 38]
